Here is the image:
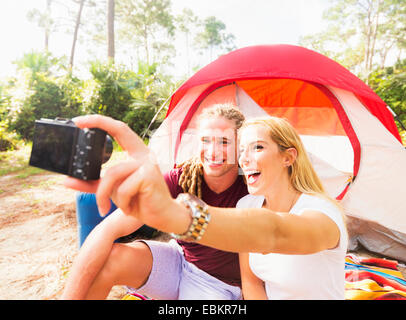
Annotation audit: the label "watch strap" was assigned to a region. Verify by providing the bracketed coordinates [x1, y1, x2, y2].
[170, 193, 211, 242]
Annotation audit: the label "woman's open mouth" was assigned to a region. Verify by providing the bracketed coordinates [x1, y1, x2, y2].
[245, 170, 261, 185]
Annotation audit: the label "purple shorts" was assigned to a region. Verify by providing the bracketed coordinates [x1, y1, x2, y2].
[133, 239, 241, 300]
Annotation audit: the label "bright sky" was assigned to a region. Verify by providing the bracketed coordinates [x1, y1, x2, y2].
[0, 0, 328, 79]
[173, 0, 328, 46]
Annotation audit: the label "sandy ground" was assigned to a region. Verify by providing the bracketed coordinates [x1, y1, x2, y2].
[0, 170, 126, 300]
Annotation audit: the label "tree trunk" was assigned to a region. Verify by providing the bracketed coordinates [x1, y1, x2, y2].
[144, 25, 149, 65]
[45, 30, 49, 52]
[107, 0, 115, 62]
[70, 0, 86, 69]
[368, 0, 383, 74]
[45, 0, 52, 51]
[364, 3, 373, 77]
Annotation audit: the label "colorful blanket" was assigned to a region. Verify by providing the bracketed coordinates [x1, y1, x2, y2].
[122, 291, 151, 300]
[122, 253, 406, 300]
[345, 253, 406, 300]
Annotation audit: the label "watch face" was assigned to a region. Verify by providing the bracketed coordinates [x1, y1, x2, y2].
[180, 193, 208, 209]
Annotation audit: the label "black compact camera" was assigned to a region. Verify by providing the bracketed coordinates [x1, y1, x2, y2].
[29, 118, 113, 180]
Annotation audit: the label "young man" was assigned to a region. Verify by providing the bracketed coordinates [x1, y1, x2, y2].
[62, 104, 248, 300]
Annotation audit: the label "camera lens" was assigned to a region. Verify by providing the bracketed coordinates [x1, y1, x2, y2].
[102, 135, 113, 164]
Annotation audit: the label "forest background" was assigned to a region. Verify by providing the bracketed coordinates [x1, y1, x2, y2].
[0, 0, 405, 151]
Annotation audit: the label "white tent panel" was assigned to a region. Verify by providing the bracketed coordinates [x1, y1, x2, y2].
[329, 87, 406, 235]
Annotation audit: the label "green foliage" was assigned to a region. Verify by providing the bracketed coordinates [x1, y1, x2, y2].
[7, 72, 84, 140]
[401, 131, 406, 146]
[123, 104, 156, 137]
[369, 59, 406, 127]
[1, 49, 174, 144]
[0, 83, 8, 120]
[299, 0, 406, 79]
[84, 60, 173, 136]
[1, 52, 83, 140]
[85, 61, 135, 120]
[0, 121, 18, 151]
[14, 51, 65, 78]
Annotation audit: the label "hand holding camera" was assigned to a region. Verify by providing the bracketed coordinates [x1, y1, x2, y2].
[60, 115, 186, 234]
[29, 115, 186, 234]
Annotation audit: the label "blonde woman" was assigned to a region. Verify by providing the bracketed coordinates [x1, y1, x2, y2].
[64, 114, 347, 300]
[237, 117, 348, 299]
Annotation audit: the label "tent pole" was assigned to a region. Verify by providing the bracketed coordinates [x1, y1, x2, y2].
[387, 105, 406, 132]
[142, 96, 171, 139]
[142, 80, 187, 140]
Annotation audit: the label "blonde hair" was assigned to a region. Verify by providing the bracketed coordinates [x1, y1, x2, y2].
[240, 116, 347, 237]
[240, 117, 327, 197]
[177, 103, 245, 198]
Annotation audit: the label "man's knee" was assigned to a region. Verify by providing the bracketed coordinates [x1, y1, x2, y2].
[102, 241, 153, 286]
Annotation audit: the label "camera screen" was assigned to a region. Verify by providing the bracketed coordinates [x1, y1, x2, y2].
[29, 122, 76, 174]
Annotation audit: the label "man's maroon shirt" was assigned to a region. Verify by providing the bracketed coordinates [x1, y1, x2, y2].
[163, 167, 248, 287]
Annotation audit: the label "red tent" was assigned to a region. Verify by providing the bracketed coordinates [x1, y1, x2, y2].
[150, 44, 406, 261]
[167, 45, 400, 141]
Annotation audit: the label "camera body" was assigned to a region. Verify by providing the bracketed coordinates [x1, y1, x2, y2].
[29, 118, 113, 180]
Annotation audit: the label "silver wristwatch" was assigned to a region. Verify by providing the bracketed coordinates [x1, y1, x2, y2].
[170, 193, 211, 242]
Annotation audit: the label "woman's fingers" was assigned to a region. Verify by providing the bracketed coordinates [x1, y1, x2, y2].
[72, 115, 148, 158]
[69, 115, 155, 216]
[95, 161, 141, 216]
[114, 163, 176, 230]
[113, 164, 157, 217]
[114, 169, 143, 218]
[64, 115, 165, 222]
